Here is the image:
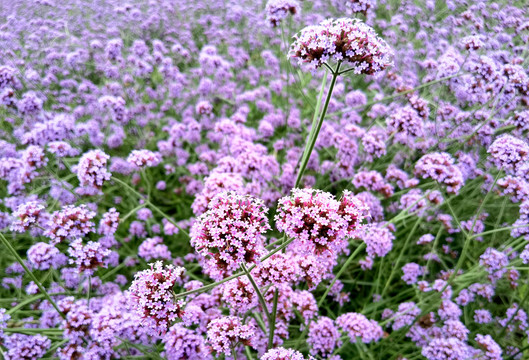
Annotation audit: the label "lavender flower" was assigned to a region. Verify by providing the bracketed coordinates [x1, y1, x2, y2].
[45, 204, 96, 244]
[289, 18, 393, 73]
[68, 239, 111, 275]
[206, 316, 254, 355]
[76, 150, 111, 189]
[128, 261, 186, 337]
[10, 201, 45, 232]
[265, 0, 299, 27]
[415, 152, 464, 194]
[190, 191, 270, 280]
[488, 135, 529, 173]
[127, 149, 162, 169]
[275, 188, 347, 255]
[261, 347, 305, 360]
[336, 312, 383, 343]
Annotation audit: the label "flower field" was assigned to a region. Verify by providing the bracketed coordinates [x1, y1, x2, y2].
[0, 0, 528, 359]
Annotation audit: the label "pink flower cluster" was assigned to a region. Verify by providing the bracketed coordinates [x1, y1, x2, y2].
[128, 261, 186, 337]
[190, 191, 270, 280]
[276, 188, 368, 255]
[289, 18, 393, 73]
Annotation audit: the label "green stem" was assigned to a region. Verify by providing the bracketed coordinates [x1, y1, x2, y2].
[268, 288, 279, 349]
[446, 169, 503, 287]
[111, 176, 189, 237]
[380, 217, 421, 298]
[295, 62, 341, 188]
[0, 232, 66, 320]
[318, 242, 365, 307]
[174, 237, 295, 299]
[241, 263, 271, 324]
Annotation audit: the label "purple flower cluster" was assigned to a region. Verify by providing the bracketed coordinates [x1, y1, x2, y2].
[128, 261, 186, 337]
[45, 204, 96, 244]
[76, 149, 111, 189]
[276, 188, 368, 255]
[415, 153, 465, 194]
[191, 191, 270, 280]
[289, 18, 393, 73]
[10, 201, 45, 232]
[206, 316, 254, 356]
[265, 0, 299, 27]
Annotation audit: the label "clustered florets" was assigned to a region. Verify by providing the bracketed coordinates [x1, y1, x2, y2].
[488, 135, 529, 173]
[415, 152, 465, 194]
[265, 0, 300, 27]
[128, 261, 186, 337]
[276, 188, 368, 255]
[10, 201, 45, 232]
[289, 18, 393, 73]
[76, 149, 111, 188]
[127, 149, 162, 169]
[68, 239, 111, 275]
[206, 316, 254, 355]
[190, 191, 270, 280]
[45, 204, 96, 244]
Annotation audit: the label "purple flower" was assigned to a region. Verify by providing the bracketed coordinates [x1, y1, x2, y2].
[307, 316, 342, 358]
[261, 347, 305, 360]
[128, 261, 186, 337]
[336, 312, 383, 343]
[138, 236, 172, 261]
[206, 316, 254, 355]
[3, 334, 51, 360]
[68, 239, 111, 275]
[289, 18, 393, 73]
[276, 188, 348, 255]
[45, 204, 96, 244]
[415, 153, 464, 194]
[475, 334, 502, 360]
[190, 191, 270, 280]
[474, 310, 492, 324]
[127, 149, 162, 169]
[422, 338, 469, 360]
[488, 135, 529, 173]
[222, 276, 258, 315]
[10, 201, 45, 232]
[252, 252, 299, 286]
[265, 0, 300, 27]
[98, 208, 120, 236]
[401, 263, 424, 285]
[76, 150, 111, 189]
[359, 223, 395, 258]
[27, 242, 67, 270]
[479, 248, 508, 282]
[162, 323, 212, 360]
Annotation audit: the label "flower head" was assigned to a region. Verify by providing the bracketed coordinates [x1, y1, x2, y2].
[190, 191, 270, 280]
[76, 150, 111, 189]
[128, 261, 186, 337]
[265, 0, 300, 27]
[289, 18, 393, 73]
[206, 316, 254, 355]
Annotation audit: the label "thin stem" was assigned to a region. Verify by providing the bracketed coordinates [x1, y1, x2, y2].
[268, 288, 279, 349]
[381, 217, 421, 298]
[446, 168, 503, 287]
[318, 242, 366, 307]
[0, 232, 66, 320]
[174, 237, 295, 299]
[241, 263, 271, 324]
[295, 61, 341, 188]
[111, 176, 189, 237]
